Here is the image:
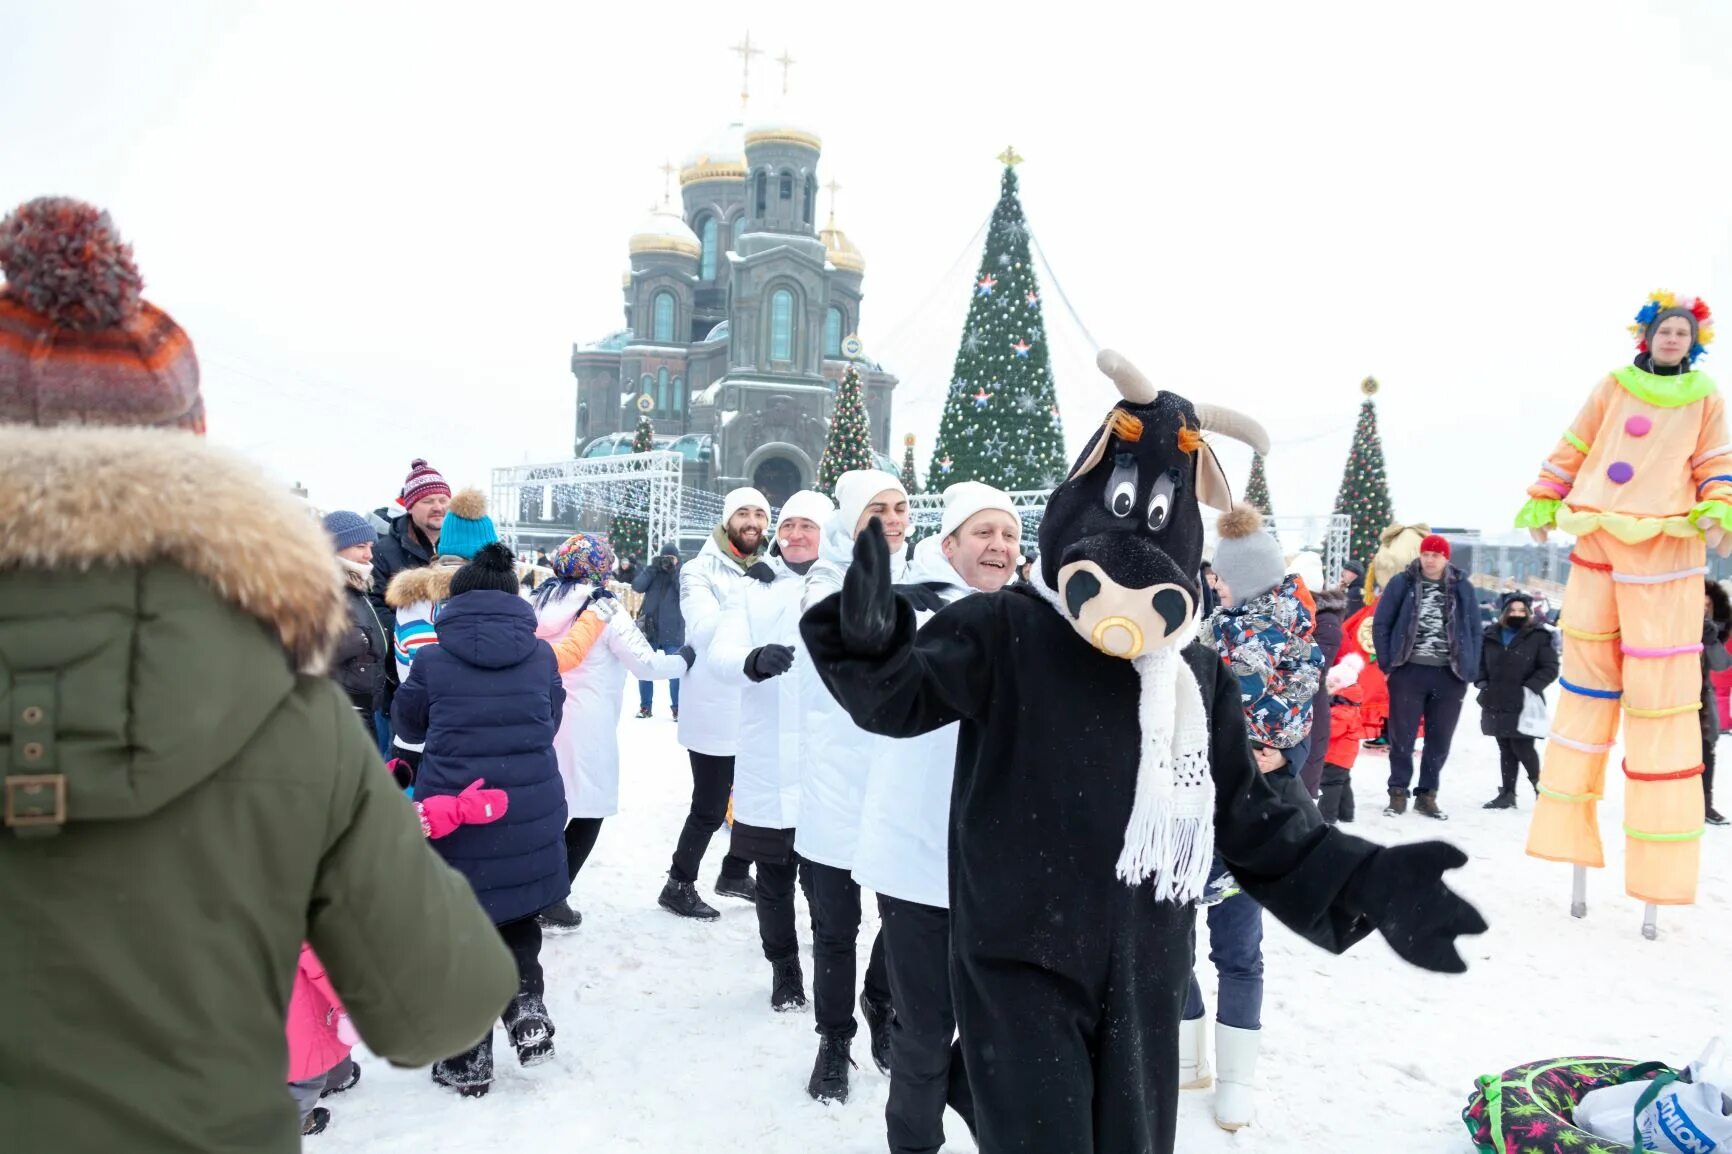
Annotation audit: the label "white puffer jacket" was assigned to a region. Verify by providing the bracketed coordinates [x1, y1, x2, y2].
[705, 556, 810, 831]
[535, 586, 686, 818]
[794, 515, 909, 871]
[850, 537, 973, 908]
[677, 533, 762, 757]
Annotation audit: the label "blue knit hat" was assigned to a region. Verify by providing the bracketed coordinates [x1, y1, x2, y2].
[322, 510, 376, 553]
[438, 487, 497, 560]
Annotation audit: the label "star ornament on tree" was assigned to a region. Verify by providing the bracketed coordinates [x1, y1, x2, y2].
[1026, 291, 1040, 307]
[977, 275, 997, 297]
[1011, 339, 1032, 358]
[973, 388, 993, 409]
[939, 456, 954, 474]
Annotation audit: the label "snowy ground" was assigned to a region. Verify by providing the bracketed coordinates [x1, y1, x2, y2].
[321, 695, 1731, 1153]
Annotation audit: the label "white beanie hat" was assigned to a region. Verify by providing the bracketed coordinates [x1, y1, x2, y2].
[721, 486, 770, 525]
[939, 481, 1019, 540]
[776, 489, 834, 531]
[833, 470, 906, 536]
[1287, 549, 1324, 594]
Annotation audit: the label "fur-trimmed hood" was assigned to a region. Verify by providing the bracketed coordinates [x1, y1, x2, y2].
[385, 559, 463, 611]
[0, 424, 344, 670]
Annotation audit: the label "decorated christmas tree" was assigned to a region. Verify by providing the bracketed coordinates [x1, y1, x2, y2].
[818, 364, 875, 497]
[1245, 452, 1274, 516]
[928, 151, 1067, 490]
[900, 434, 921, 495]
[608, 414, 656, 563]
[1332, 378, 1395, 569]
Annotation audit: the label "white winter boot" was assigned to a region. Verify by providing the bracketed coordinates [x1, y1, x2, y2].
[1178, 1016, 1212, 1090]
[1213, 1023, 1261, 1131]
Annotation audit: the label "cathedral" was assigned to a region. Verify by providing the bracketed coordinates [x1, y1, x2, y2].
[569, 112, 899, 507]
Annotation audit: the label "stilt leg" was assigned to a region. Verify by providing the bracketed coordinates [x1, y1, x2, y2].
[1571, 865, 1588, 919]
[1642, 903, 1658, 941]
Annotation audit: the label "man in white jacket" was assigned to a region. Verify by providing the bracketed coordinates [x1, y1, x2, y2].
[657, 487, 775, 921]
[704, 490, 835, 1012]
[852, 482, 1020, 1154]
[797, 469, 910, 1105]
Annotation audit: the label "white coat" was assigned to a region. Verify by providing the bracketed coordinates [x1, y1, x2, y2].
[793, 515, 909, 872]
[850, 537, 973, 909]
[677, 533, 761, 757]
[705, 556, 810, 831]
[534, 586, 685, 819]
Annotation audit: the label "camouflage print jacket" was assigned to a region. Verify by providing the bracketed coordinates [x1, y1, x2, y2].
[1206, 573, 1325, 750]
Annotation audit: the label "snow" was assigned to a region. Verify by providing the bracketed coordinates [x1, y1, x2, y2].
[319, 693, 1731, 1153]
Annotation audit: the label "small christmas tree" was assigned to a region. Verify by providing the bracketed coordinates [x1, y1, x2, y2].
[608, 414, 656, 563]
[818, 364, 876, 497]
[1333, 378, 1395, 570]
[1244, 452, 1274, 516]
[900, 434, 921, 495]
[929, 151, 1067, 490]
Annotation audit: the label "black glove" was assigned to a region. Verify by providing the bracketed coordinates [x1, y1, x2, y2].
[893, 581, 952, 614]
[1345, 841, 1488, 974]
[679, 645, 697, 671]
[840, 517, 898, 655]
[744, 561, 777, 584]
[744, 644, 796, 682]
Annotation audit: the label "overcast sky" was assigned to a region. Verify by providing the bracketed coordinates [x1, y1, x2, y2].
[5, 0, 1730, 535]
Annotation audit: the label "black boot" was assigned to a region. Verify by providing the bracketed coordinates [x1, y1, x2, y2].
[538, 898, 583, 932]
[1383, 788, 1408, 816]
[859, 990, 894, 1076]
[770, 955, 807, 1012]
[1483, 789, 1517, 810]
[504, 993, 556, 1066]
[1415, 790, 1449, 820]
[714, 872, 757, 903]
[807, 1032, 856, 1104]
[658, 876, 720, 920]
[302, 1107, 330, 1136]
[432, 1040, 493, 1098]
[320, 1058, 360, 1098]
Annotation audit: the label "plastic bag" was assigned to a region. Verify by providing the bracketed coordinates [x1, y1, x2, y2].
[1577, 1039, 1732, 1152]
[1518, 688, 1550, 739]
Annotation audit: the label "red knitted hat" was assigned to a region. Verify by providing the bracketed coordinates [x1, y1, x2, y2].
[1420, 533, 1451, 558]
[400, 459, 451, 509]
[0, 197, 203, 433]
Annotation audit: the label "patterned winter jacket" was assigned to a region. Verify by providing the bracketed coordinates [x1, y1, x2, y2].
[1205, 573, 1325, 750]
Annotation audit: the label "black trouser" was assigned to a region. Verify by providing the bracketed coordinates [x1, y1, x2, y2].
[564, 817, 604, 885]
[806, 860, 890, 1038]
[1318, 764, 1356, 824]
[879, 895, 975, 1154]
[1706, 729, 1719, 808]
[1386, 664, 1468, 794]
[1494, 736, 1540, 793]
[755, 857, 801, 962]
[437, 916, 545, 1081]
[668, 751, 750, 883]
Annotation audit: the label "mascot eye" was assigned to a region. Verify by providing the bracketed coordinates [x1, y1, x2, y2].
[1107, 454, 1139, 518]
[1147, 469, 1178, 531]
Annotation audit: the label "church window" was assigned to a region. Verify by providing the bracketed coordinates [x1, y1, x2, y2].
[652, 291, 675, 343]
[779, 171, 793, 200]
[699, 217, 717, 281]
[657, 367, 670, 415]
[754, 172, 767, 216]
[673, 376, 684, 414]
[734, 213, 750, 241]
[771, 290, 794, 362]
[640, 373, 653, 403]
[803, 177, 815, 225]
[824, 307, 844, 357]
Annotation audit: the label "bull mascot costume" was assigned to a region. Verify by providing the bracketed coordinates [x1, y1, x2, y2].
[802, 350, 1488, 1153]
[1519, 291, 1724, 938]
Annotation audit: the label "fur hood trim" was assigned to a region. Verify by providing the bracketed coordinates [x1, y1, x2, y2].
[385, 558, 463, 609]
[0, 424, 345, 671]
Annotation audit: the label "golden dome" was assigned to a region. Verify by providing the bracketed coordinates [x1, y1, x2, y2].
[820, 217, 865, 273]
[745, 124, 822, 151]
[627, 207, 701, 259]
[679, 127, 748, 187]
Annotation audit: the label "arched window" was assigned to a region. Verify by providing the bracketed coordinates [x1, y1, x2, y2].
[657, 367, 670, 414]
[779, 171, 794, 201]
[770, 289, 793, 362]
[734, 213, 750, 242]
[803, 177, 815, 225]
[640, 373, 653, 405]
[754, 172, 767, 216]
[652, 292, 675, 343]
[673, 376, 684, 414]
[698, 217, 717, 281]
[824, 307, 844, 358]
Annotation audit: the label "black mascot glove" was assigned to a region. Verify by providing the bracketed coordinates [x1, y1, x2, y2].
[841, 517, 898, 656]
[1346, 841, 1488, 974]
[679, 645, 697, 671]
[893, 581, 951, 614]
[744, 643, 796, 683]
[744, 561, 777, 584]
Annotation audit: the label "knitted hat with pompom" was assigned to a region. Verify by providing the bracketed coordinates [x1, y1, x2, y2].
[0, 197, 203, 432]
[437, 488, 498, 560]
[1211, 503, 1285, 605]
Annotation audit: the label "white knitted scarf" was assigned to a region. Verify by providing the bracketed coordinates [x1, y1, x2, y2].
[1029, 571, 1215, 903]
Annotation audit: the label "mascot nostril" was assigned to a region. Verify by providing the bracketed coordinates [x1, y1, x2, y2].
[1064, 570, 1101, 617]
[1152, 588, 1190, 635]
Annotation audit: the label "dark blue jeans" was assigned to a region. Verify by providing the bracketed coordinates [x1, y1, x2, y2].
[638, 645, 682, 712]
[1386, 663, 1468, 794]
[1182, 885, 1264, 1030]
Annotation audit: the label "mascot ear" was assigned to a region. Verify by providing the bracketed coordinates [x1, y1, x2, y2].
[1067, 425, 1110, 482]
[1189, 402, 1271, 514]
[1195, 444, 1235, 512]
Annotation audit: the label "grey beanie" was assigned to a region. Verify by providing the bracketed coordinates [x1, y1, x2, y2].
[1212, 503, 1285, 605]
[322, 510, 377, 553]
[1646, 306, 1700, 351]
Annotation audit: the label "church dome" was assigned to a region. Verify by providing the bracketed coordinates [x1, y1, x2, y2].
[820, 218, 865, 273]
[680, 126, 748, 186]
[745, 99, 821, 153]
[628, 207, 701, 259]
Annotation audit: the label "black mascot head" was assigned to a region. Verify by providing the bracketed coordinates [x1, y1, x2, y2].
[1038, 350, 1270, 659]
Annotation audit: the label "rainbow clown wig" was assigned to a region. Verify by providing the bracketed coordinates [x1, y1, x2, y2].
[1629, 290, 1715, 362]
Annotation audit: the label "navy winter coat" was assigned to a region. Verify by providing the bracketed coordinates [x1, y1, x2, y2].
[1372, 560, 1483, 683]
[392, 590, 569, 924]
[631, 543, 686, 649]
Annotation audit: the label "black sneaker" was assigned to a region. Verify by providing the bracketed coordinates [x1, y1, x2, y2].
[302, 1106, 330, 1136]
[538, 899, 583, 932]
[807, 1032, 856, 1104]
[320, 1058, 360, 1098]
[715, 873, 757, 904]
[635, 707, 652, 719]
[770, 955, 808, 1012]
[859, 992, 894, 1075]
[659, 877, 720, 920]
[1383, 789, 1408, 817]
[671, 707, 679, 721]
[1482, 789, 1517, 810]
[505, 994, 556, 1067]
[1708, 805, 1728, 826]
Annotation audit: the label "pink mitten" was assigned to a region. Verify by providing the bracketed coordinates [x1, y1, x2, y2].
[415, 795, 463, 839]
[336, 1013, 360, 1047]
[454, 779, 509, 826]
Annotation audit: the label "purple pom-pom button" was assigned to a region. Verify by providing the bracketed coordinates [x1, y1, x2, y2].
[1607, 461, 1635, 485]
[1625, 415, 1653, 437]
